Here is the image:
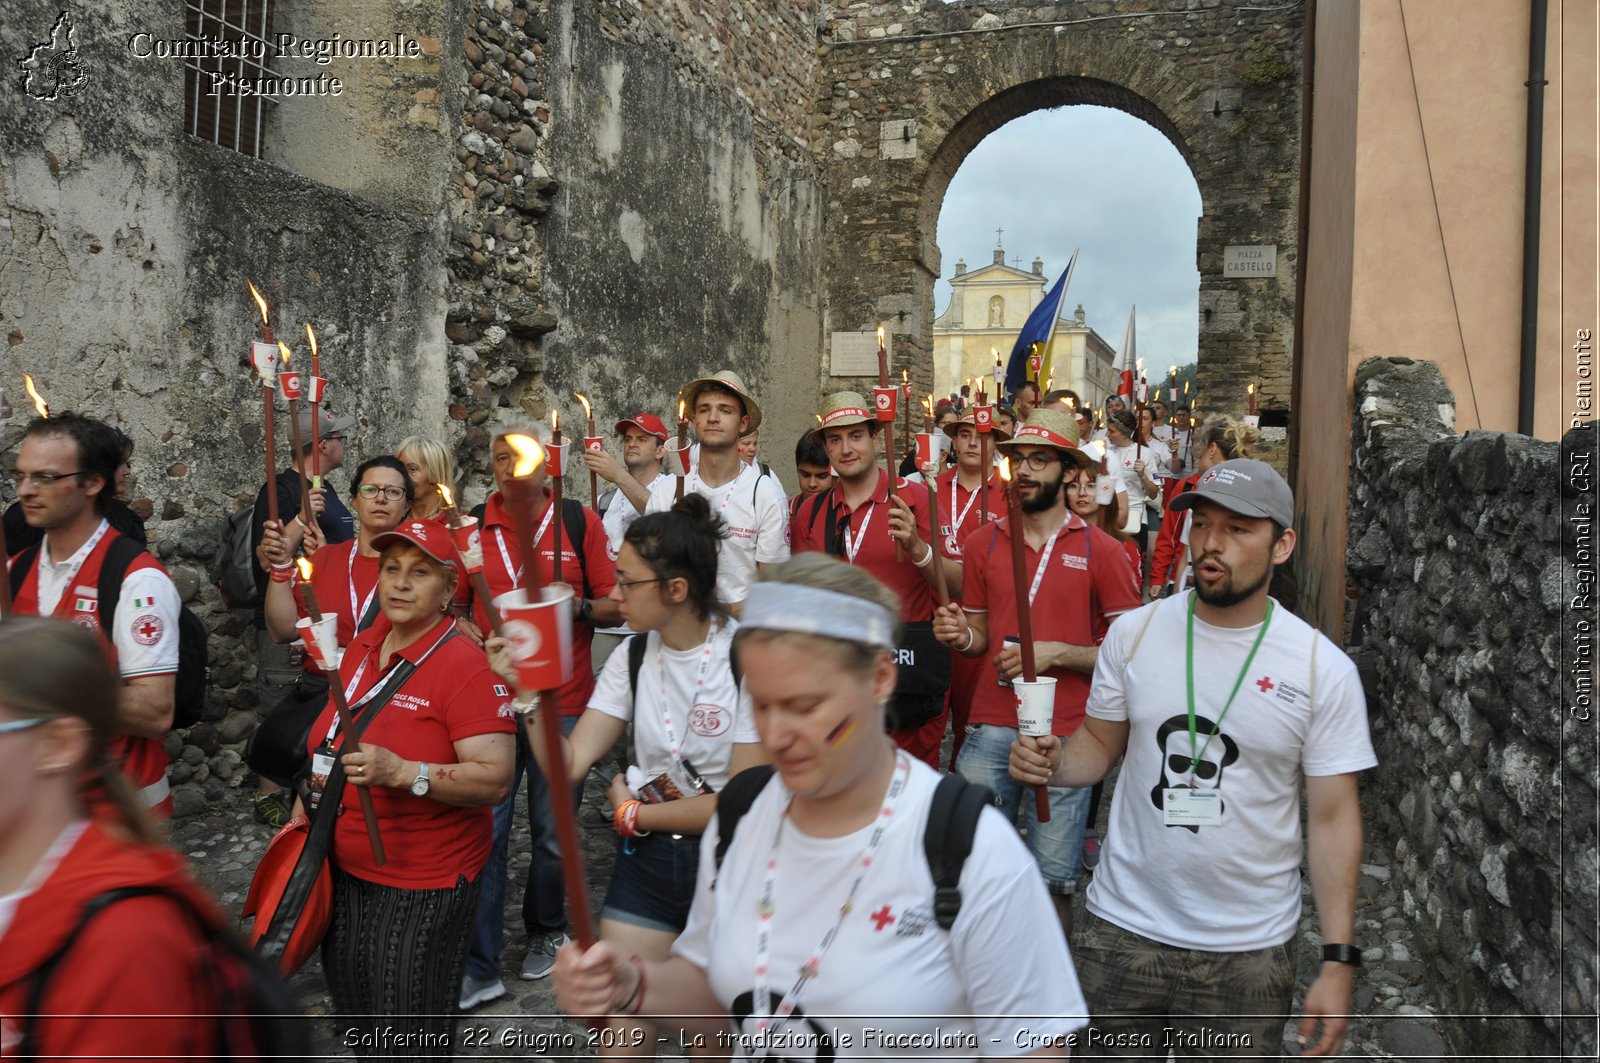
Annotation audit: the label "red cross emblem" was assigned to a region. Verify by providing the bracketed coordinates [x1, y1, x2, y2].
[1256, 676, 1275, 693]
[131, 613, 163, 647]
[869, 905, 895, 931]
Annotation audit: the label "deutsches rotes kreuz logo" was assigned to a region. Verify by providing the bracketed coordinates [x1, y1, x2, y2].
[18, 11, 89, 101]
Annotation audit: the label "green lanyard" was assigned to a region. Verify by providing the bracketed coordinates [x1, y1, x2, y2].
[1184, 593, 1274, 785]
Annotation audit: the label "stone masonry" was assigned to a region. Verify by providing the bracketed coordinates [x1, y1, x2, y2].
[1345, 357, 1597, 1059]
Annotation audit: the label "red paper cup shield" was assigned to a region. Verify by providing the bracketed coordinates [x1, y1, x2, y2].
[494, 588, 574, 690]
[303, 375, 327, 403]
[974, 405, 994, 433]
[916, 432, 938, 467]
[872, 386, 899, 422]
[545, 441, 567, 476]
[583, 435, 604, 452]
[448, 515, 484, 574]
[667, 441, 692, 476]
[250, 341, 280, 382]
[278, 371, 303, 400]
[1028, 353, 1042, 374]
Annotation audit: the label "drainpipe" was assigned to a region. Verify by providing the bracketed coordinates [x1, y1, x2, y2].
[1517, 0, 1548, 436]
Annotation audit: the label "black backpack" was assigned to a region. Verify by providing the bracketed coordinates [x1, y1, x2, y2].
[214, 500, 260, 609]
[625, 628, 742, 699]
[713, 764, 992, 930]
[18, 885, 310, 1061]
[9, 536, 211, 728]
[470, 497, 593, 598]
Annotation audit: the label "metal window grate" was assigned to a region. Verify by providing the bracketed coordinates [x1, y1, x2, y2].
[182, 0, 276, 158]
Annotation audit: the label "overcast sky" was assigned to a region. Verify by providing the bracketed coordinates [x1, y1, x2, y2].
[934, 105, 1203, 370]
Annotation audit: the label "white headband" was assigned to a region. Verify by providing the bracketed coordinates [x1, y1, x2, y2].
[739, 583, 897, 652]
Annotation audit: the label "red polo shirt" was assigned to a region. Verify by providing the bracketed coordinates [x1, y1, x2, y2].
[932, 466, 1006, 558]
[295, 539, 379, 673]
[792, 468, 936, 622]
[309, 614, 517, 889]
[470, 491, 616, 714]
[959, 513, 1141, 736]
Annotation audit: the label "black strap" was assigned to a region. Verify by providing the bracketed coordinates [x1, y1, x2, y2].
[627, 629, 742, 701]
[255, 636, 451, 966]
[7, 533, 143, 644]
[924, 773, 992, 929]
[6, 541, 40, 597]
[559, 498, 593, 600]
[802, 488, 838, 556]
[713, 763, 776, 872]
[356, 589, 382, 634]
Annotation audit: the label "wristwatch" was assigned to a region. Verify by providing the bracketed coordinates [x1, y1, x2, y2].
[1321, 943, 1361, 967]
[576, 598, 594, 623]
[410, 762, 431, 797]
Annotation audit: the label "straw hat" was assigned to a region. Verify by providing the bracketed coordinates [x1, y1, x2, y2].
[678, 370, 762, 431]
[940, 410, 1013, 443]
[808, 391, 875, 442]
[994, 408, 1096, 469]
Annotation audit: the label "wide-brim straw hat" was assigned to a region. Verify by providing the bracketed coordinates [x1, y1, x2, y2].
[940, 410, 1013, 444]
[995, 408, 1097, 470]
[678, 370, 762, 432]
[808, 391, 875, 442]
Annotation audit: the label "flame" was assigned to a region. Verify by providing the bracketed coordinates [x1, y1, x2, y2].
[306, 323, 319, 360]
[551, 409, 559, 433]
[1169, 364, 1177, 376]
[1247, 383, 1255, 396]
[997, 456, 1013, 483]
[678, 399, 686, 421]
[278, 341, 293, 368]
[925, 396, 933, 415]
[877, 325, 885, 348]
[574, 392, 592, 420]
[437, 483, 455, 508]
[23, 374, 48, 418]
[246, 279, 269, 327]
[505, 433, 546, 477]
[1184, 381, 1190, 394]
[901, 368, 908, 383]
[1067, 395, 1076, 409]
[296, 557, 313, 581]
[814, 413, 823, 425]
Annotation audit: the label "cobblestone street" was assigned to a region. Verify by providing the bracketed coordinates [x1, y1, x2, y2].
[175, 761, 1461, 1061]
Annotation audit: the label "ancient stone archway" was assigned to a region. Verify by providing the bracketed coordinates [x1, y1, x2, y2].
[815, 1, 1304, 424]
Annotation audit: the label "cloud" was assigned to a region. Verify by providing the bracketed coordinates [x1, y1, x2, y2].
[934, 106, 1203, 367]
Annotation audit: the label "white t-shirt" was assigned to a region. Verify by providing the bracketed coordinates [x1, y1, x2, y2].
[601, 476, 658, 559]
[1085, 594, 1377, 951]
[588, 621, 759, 793]
[645, 461, 790, 606]
[674, 756, 1089, 1059]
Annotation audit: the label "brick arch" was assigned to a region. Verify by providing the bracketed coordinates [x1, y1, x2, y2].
[817, 1, 1304, 433]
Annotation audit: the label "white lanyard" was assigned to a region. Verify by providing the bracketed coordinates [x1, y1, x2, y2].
[842, 502, 874, 563]
[1024, 523, 1064, 608]
[40, 519, 110, 616]
[323, 620, 457, 746]
[750, 752, 911, 1056]
[689, 468, 738, 521]
[491, 504, 557, 585]
[347, 543, 378, 630]
[947, 474, 982, 536]
[654, 620, 720, 772]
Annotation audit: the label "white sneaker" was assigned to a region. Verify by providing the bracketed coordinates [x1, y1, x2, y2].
[459, 973, 506, 1011]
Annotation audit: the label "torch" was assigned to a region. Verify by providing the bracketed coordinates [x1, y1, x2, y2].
[917, 398, 950, 609]
[874, 326, 901, 560]
[674, 400, 689, 502]
[295, 557, 386, 864]
[901, 368, 912, 469]
[975, 375, 993, 527]
[503, 433, 597, 951]
[550, 410, 565, 587]
[437, 485, 503, 636]
[247, 279, 280, 527]
[278, 344, 315, 531]
[306, 324, 327, 490]
[576, 392, 601, 513]
[1247, 382, 1257, 416]
[998, 457, 1051, 823]
[0, 381, 12, 619]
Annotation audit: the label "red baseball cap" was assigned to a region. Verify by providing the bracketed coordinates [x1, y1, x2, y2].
[371, 520, 459, 569]
[614, 412, 669, 442]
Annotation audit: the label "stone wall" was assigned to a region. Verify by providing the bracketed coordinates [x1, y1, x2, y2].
[1346, 357, 1596, 1059]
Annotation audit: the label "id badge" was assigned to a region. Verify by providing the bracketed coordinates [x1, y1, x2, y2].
[996, 635, 1021, 689]
[1163, 788, 1222, 827]
[308, 743, 337, 813]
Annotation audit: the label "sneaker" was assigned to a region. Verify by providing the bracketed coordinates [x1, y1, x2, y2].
[520, 930, 569, 981]
[459, 974, 506, 1011]
[1082, 830, 1102, 872]
[253, 790, 293, 828]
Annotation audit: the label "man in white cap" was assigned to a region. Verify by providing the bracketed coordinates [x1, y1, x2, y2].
[1009, 458, 1375, 1057]
[631, 370, 789, 613]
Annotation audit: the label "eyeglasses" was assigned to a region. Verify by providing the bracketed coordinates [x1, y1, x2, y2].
[356, 484, 408, 502]
[324, 434, 347, 444]
[614, 577, 664, 592]
[1009, 451, 1061, 471]
[0, 717, 49, 736]
[11, 470, 85, 488]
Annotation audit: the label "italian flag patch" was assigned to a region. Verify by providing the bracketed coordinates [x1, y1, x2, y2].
[130, 595, 156, 608]
[74, 597, 97, 612]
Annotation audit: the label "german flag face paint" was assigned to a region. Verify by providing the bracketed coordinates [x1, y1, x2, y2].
[826, 717, 857, 748]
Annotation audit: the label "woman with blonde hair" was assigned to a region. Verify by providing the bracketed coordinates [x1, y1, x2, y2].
[1148, 415, 1261, 596]
[553, 553, 1087, 1058]
[395, 435, 458, 521]
[0, 618, 284, 1057]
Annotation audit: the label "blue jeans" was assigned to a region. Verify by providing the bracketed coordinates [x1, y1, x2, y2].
[956, 723, 1091, 895]
[465, 716, 582, 980]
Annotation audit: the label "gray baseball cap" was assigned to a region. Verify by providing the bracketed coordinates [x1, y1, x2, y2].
[1168, 458, 1294, 527]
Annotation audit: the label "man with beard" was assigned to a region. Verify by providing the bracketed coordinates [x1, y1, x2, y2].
[932, 409, 1140, 934]
[1007, 460, 1374, 1058]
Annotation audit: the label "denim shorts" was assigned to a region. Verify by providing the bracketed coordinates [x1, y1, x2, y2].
[956, 723, 1092, 895]
[601, 830, 702, 933]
